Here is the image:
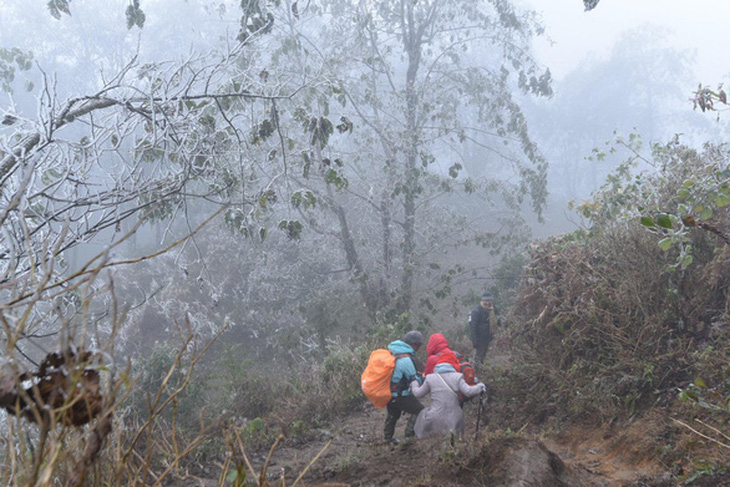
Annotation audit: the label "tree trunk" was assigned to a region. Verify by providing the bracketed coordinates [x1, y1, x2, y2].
[398, 0, 423, 314]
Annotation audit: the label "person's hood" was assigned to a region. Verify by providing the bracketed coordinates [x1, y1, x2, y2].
[426, 333, 449, 356]
[387, 340, 415, 355]
[434, 363, 457, 374]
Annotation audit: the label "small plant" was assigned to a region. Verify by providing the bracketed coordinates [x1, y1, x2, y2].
[220, 430, 333, 487]
[680, 460, 726, 484]
[289, 420, 308, 440]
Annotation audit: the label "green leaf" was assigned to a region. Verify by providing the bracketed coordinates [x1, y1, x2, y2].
[278, 220, 303, 240]
[699, 206, 713, 220]
[656, 214, 673, 229]
[715, 194, 730, 208]
[125, 5, 145, 29]
[125, 5, 136, 29]
[639, 216, 654, 227]
[679, 390, 698, 402]
[680, 255, 693, 269]
[694, 377, 707, 388]
[135, 9, 146, 28]
[658, 238, 672, 251]
[448, 163, 462, 179]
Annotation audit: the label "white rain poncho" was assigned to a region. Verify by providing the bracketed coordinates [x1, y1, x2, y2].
[409, 364, 485, 438]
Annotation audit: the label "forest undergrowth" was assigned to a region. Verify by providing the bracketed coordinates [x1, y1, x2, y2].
[492, 140, 730, 484]
[2, 142, 729, 486]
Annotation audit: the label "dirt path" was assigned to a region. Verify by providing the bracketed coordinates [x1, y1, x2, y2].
[180, 340, 680, 486]
[212, 340, 674, 486]
[219, 399, 672, 487]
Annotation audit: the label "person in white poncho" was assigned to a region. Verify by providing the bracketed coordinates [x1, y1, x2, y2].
[409, 342, 486, 438]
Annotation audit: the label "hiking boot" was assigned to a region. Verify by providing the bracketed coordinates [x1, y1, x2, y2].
[385, 437, 400, 446]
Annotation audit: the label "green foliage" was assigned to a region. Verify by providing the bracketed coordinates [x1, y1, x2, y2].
[238, 0, 277, 42]
[240, 417, 279, 451]
[46, 0, 71, 19]
[209, 344, 280, 422]
[251, 118, 276, 144]
[278, 219, 303, 239]
[583, 0, 600, 12]
[128, 342, 207, 431]
[693, 83, 728, 113]
[0, 47, 33, 93]
[227, 465, 248, 487]
[578, 136, 730, 271]
[680, 461, 727, 484]
[125, 1, 146, 29]
[506, 134, 730, 422]
[290, 190, 317, 209]
[139, 191, 180, 223]
[308, 116, 334, 147]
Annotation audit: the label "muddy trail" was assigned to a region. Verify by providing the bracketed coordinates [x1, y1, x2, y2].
[180, 349, 729, 487]
[180, 398, 716, 487]
[177, 342, 729, 487]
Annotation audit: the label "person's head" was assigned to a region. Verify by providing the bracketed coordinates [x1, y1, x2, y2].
[426, 333, 449, 356]
[403, 330, 424, 351]
[480, 292, 493, 309]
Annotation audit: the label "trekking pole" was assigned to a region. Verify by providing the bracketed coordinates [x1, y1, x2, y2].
[474, 390, 486, 441]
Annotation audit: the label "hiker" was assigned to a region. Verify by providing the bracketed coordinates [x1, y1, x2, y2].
[423, 332, 478, 404]
[469, 292, 500, 366]
[409, 351, 486, 439]
[423, 333, 465, 377]
[383, 330, 425, 445]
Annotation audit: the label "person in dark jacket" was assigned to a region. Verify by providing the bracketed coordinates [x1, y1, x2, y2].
[383, 330, 424, 445]
[469, 292, 500, 366]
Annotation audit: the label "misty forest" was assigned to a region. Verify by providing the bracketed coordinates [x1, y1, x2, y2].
[0, 0, 728, 485]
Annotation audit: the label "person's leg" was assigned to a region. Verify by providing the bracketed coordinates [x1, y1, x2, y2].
[384, 400, 402, 443]
[405, 414, 419, 439]
[396, 395, 424, 439]
[474, 342, 487, 366]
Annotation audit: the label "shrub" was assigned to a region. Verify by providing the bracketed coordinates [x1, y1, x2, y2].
[506, 139, 730, 424]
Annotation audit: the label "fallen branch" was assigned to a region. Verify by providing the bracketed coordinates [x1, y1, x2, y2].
[672, 418, 730, 450]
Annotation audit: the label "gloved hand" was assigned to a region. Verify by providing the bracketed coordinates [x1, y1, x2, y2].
[476, 383, 487, 394]
[409, 380, 420, 392]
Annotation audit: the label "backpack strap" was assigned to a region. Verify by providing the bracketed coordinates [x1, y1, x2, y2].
[435, 372, 459, 397]
[391, 353, 415, 396]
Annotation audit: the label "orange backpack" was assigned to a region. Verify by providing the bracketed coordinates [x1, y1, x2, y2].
[456, 352, 476, 386]
[361, 349, 396, 409]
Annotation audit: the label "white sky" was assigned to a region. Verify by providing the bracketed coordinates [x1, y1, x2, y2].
[527, 0, 730, 83]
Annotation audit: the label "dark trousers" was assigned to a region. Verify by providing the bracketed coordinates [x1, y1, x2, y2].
[384, 395, 424, 441]
[474, 339, 491, 368]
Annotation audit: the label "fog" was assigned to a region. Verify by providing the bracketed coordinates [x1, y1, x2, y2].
[528, 0, 730, 82]
[3, 4, 729, 483]
[1, 0, 727, 359]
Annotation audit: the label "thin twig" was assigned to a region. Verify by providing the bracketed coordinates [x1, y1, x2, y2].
[291, 438, 333, 487]
[672, 418, 730, 450]
[695, 418, 730, 443]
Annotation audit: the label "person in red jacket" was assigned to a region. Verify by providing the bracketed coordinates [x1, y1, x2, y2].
[423, 333, 460, 376]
